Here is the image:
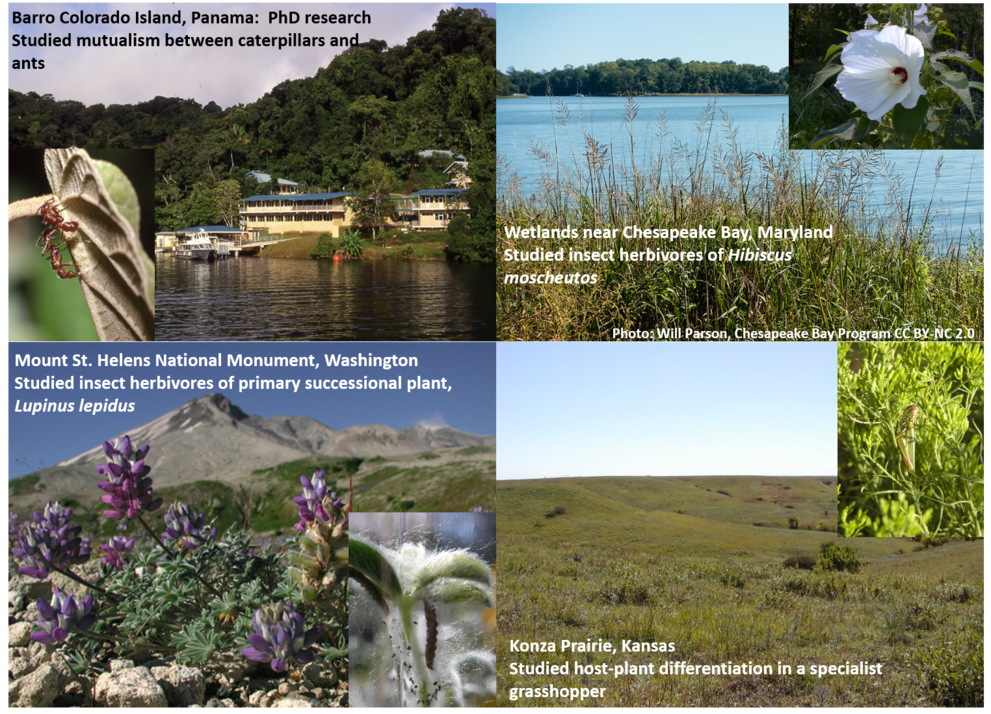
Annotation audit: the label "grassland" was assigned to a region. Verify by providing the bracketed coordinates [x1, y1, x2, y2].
[351, 446, 496, 513]
[497, 99, 983, 340]
[496, 476, 983, 707]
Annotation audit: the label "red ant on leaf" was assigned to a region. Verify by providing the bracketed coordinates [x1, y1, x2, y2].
[37, 199, 80, 279]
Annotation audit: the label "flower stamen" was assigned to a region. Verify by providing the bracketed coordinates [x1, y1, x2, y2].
[889, 67, 908, 86]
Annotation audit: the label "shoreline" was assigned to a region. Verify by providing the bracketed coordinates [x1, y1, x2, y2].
[497, 93, 788, 98]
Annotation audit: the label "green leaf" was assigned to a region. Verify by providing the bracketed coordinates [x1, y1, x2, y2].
[414, 551, 492, 594]
[427, 579, 494, 608]
[930, 51, 984, 77]
[804, 64, 843, 99]
[809, 118, 859, 149]
[935, 68, 976, 116]
[93, 159, 139, 234]
[823, 45, 844, 63]
[349, 534, 402, 599]
[44, 148, 155, 341]
[891, 96, 929, 147]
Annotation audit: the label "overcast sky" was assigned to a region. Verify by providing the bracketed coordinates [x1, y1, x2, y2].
[9, 2, 495, 108]
[498, 3, 788, 74]
[9, 342, 495, 479]
[498, 342, 836, 479]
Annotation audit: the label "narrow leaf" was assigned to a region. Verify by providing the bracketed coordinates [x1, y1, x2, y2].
[804, 64, 843, 99]
[809, 118, 859, 149]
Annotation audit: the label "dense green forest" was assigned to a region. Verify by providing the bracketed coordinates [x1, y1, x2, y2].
[497, 58, 788, 97]
[9, 9, 496, 261]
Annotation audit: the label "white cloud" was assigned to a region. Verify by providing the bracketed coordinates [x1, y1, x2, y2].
[10, 3, 479, 107]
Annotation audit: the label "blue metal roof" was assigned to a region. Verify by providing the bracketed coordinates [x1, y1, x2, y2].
[241, 192, 350, 202]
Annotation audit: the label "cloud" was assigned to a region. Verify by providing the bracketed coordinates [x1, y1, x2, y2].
[10, 3, 486, 107]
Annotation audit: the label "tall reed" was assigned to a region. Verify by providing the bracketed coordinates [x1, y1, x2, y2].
[498, 98, 983, 340]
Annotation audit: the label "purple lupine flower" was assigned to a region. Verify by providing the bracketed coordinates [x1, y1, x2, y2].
[100, 535, 136, 569]
[242, 603, 322, 673]
[11, 502, 91, 580]
[293, 470, 344, 531]
[31, 586, 97, 644]
[96, 436, 162, 521]
[9, 512, 21, 536]
[162, 503, 216, 550]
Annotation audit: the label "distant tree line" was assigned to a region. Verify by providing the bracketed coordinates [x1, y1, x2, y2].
[498, 58, 787, 97]
[9, 8, 496, 261]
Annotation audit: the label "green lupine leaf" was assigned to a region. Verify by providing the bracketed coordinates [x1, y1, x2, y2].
[414, 551, 492, 595]
[427, 579, 494, 607]
[349, 534, 401, 599]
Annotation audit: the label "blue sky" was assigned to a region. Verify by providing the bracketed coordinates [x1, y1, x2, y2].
[498, 4, 788, 74]
[8, 342, 495, 479]
[9, 3, 495, 107]
[498, 342, 836, 479]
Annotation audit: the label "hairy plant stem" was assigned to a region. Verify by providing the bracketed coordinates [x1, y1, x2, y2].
[399, 596, 431, 707]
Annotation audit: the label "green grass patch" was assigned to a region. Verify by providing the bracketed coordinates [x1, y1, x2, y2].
[9, 474, 43, 497]
[496, 477, 983, 706]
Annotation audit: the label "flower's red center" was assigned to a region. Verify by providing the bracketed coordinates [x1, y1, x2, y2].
[891, 66, 908, 85]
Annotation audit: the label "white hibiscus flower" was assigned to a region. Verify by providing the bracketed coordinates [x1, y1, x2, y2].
[835, 25, 925, 121]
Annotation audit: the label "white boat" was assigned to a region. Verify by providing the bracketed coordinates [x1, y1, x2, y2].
[176, 240, 213, 260]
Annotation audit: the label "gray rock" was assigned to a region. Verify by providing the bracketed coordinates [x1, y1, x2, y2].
[301, 661, 339, 688]
[27, 640, 51, 662]
[152, 664, 206, 706]
[8, 657, 39, 680]
[95, 666, 168, 707]
[49, 652, 77, 689]
[277, 682, 298, 696]
[200, 651, 253, 687]
[205, 697, 237, 707]
[9, 663, 59, 707]
[9, 622, 34, 647]
[8, 575, 52, 614]
[110, 659, 136, 672]
[248, 690, 266, 706]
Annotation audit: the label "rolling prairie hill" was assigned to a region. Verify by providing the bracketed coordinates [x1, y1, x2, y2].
[495, 476, 983, 707]
[496, 475, 981, 565]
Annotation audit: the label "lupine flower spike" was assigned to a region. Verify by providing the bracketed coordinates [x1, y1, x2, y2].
[242, 602, 322, 672]
[162, 502, 217, 550]
[31, 586, 97, 644]
[12, 501, 91, 580]
[96, 436, 162, 520]
[99, 535, 136, 570]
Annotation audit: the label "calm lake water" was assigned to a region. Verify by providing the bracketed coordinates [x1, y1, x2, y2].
[155, 257, 496, 341]
[498, 96, 983, 238]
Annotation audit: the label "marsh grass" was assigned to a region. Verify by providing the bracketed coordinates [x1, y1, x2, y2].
[497, 477, 983, 707]
[498, 97, 983, 340]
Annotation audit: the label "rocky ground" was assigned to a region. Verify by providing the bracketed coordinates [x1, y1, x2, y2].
[8, 567, 348, 708]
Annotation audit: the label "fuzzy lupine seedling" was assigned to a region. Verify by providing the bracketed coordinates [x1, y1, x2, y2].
[31, 586, 97, 644]
[162, 502, 217, 549]
[12, 501, 92, 579]
[242, 602, 323, 673]
[96, 436, 162, 520]
[350, 533, 495, 707]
